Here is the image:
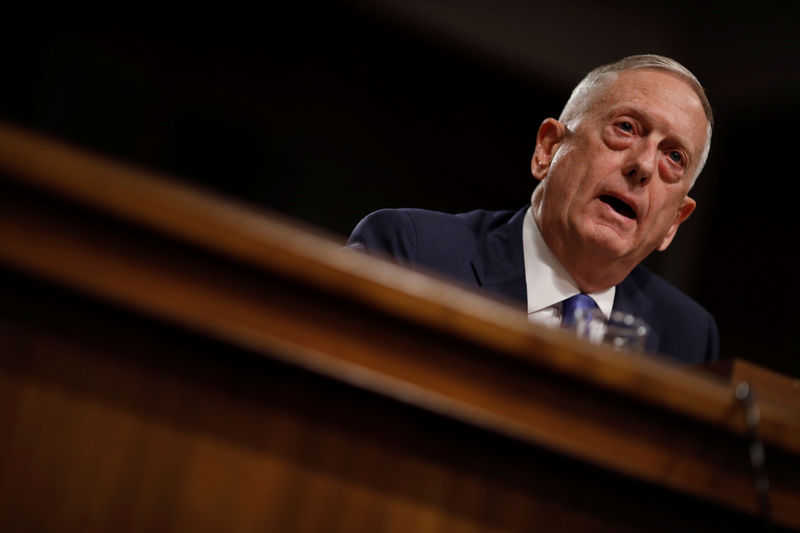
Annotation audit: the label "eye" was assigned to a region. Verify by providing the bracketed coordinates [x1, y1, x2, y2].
[668, 150, 683, 164]
[618, 121, 634, 133]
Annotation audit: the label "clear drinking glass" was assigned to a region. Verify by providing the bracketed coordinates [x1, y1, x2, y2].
[570, 307, 650, 352]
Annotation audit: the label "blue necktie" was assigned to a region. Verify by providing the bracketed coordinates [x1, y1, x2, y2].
[561, 293, 597, 327]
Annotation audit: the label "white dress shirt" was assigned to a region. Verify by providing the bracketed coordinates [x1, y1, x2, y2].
[521, 208, 615, 327]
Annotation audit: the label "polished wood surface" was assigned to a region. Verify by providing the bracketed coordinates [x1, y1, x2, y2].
[1, 121, 799, 531]
[732, 358, 800, 411]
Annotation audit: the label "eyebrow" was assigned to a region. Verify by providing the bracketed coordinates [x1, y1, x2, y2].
[604, 106, 697, 164]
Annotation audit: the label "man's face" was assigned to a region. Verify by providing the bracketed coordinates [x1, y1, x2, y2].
[532, 68, 707, 270]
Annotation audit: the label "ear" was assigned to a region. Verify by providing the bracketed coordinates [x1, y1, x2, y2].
[656, 196, 696, 251]
[531, 118, 567, 181]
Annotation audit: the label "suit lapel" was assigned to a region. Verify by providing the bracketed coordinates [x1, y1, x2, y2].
[613, 271, 660, 351]
[466, 206, 661, 351]
[469, 207, 528, 308]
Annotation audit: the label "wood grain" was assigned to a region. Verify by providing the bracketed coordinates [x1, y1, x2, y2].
[1, 121, 799, 531]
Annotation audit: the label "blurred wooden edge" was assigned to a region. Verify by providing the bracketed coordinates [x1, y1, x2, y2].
[732, 359, 800, 411]
[1, 121, 799, 528]
[0, 121, 750, 425]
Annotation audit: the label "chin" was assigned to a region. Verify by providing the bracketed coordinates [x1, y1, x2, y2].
[588, 243, 632, 261]
[578, 226, 634, 259]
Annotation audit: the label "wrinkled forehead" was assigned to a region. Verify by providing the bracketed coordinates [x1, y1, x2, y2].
[593, 69, 702, 111]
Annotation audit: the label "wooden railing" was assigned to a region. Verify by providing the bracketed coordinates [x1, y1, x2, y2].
[1, 122, 798, 531]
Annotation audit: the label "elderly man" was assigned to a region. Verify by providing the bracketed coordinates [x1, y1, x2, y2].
[347, 55, 718, 364]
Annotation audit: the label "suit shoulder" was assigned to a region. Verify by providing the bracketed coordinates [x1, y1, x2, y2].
[628, 266, 708, 314]
[345, 208, 420, 260]
[357, 207, 515, 228]
[348, 208, 517, 246]
[627, 266, 719, 362]
[346, 207, 520, 275]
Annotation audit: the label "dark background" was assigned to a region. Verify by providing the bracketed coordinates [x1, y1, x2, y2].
[2, 1, 798, 376]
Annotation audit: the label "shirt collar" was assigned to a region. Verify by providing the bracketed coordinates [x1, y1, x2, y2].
[521, 207, 615, 318]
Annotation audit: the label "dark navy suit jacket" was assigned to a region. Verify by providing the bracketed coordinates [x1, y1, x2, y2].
[347, 207, 719, 364]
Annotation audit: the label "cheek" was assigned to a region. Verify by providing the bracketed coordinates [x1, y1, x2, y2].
[553, 143, 599, 181]
[647, 189, 684, 230]
[602, 131, 631, 152]
[549, 159, 584, 202]
[657, 158, 685, 183]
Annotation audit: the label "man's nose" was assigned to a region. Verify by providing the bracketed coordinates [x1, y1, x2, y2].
[622, 141, 656, 185]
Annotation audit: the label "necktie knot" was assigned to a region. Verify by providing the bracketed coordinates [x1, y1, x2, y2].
[561, 293, 597, 327]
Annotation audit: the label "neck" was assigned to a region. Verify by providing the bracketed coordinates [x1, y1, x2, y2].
[531, 199, 634, 293]
[556, 252, 631, 293]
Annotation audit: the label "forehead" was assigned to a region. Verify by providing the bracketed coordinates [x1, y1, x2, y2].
[591, 69, 708, 154]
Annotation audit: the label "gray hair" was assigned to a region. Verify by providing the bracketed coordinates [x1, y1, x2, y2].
[559, 54, 713, 187]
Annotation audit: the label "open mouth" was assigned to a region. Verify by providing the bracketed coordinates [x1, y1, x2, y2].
[600, 195, 637, 219]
